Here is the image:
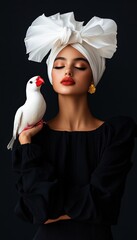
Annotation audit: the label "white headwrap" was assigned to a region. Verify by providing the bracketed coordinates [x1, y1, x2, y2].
[24, 12, 117, 86]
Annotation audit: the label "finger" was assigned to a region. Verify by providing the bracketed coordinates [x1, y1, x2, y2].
[30, 122, 43, 136]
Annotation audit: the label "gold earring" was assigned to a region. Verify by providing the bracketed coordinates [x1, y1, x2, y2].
[88, 84, 96, 94]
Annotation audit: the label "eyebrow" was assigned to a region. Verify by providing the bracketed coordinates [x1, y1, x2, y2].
[54, 57, 89, 64]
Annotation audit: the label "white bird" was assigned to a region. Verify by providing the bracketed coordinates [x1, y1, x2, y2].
[7, 76, 46, 150]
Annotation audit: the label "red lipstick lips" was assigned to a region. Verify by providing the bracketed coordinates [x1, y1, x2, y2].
[61, 77, 75, 86]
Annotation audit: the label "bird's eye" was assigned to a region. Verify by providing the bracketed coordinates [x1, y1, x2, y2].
[29, 81, 33, 84]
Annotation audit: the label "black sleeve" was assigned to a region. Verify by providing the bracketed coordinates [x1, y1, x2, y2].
[64, 118, 137, 224]
[12, 139, 64, 224]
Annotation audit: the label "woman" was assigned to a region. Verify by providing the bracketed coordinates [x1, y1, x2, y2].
[12, 12, 137, 240]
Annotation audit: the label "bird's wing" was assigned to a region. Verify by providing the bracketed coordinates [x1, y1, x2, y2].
[13, 106, 23, 138]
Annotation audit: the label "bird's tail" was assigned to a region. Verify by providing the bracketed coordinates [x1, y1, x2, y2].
[7, 137, 15, 150]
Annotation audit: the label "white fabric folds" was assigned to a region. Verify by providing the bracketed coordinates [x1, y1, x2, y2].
[24, 12, 117, 86]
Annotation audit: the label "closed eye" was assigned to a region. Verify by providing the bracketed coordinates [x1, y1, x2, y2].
[53, 66, 87, 70]
[75, 67, 87, 70]
[53, 66, 65, 69]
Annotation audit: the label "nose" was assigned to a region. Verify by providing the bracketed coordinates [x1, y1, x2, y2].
[65, 68, 73, 77]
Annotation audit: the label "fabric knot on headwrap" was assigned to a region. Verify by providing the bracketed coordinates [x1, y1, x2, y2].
[58, 27, 82, 46]
[24, 12, 117, 86]
[59, 27, 72, 45]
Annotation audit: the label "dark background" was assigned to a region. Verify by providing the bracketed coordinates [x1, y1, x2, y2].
[1, 0, 137, 239]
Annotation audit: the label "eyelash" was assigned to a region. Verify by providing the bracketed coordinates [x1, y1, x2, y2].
[53, 66, 86, 71]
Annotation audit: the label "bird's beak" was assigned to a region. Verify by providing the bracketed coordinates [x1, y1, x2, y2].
[36, 76, 45, 87]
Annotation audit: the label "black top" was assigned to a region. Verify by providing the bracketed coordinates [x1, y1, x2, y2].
[12, 116, 137, 240]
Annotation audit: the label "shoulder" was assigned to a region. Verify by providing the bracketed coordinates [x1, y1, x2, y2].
[107, 115, 136, 129]
[106, 115, 137, 141]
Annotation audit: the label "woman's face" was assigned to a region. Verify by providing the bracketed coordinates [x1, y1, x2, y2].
[51, 45, 93, 95]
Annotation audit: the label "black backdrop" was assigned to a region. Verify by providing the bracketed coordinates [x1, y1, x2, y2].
[1, 0, 137, 239]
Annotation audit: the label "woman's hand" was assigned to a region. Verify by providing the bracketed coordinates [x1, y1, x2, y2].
[44, 215, 71, 224]
[19, 122, 43, 145]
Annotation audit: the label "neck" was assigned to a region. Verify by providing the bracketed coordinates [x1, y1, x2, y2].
[55, 94, 94, 131]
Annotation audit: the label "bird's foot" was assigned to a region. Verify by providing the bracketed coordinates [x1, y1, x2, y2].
[23, 125, 34, 131]
[35, 119, 46, 126]
[21, 120, 45, 133]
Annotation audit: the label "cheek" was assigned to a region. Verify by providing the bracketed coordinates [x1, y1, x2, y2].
[51, 70, 63, 82]
[51, 72, 61, 90]
[51, 72, 58, 87]
[80, 72, 93, 87]
[51, 70, 55, 81]
[86, 71, 93, 86]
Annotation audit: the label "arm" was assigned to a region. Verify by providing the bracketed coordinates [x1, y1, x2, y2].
[13, 123, 70, 224]
[64, 118, 136, 224]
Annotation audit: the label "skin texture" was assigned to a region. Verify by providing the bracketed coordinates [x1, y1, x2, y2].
[19, 45, 104, 224]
